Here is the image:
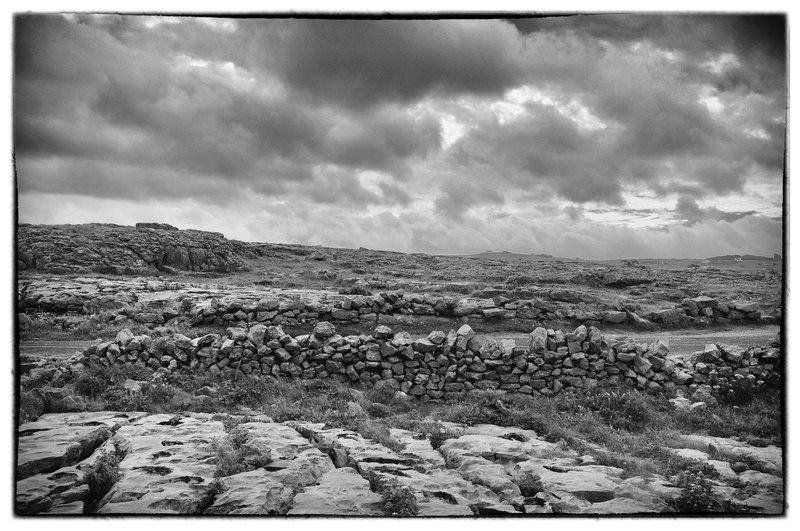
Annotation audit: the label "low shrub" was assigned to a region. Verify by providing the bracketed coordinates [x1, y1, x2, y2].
[670, 470, 753, 514]
[211, 426, 272, 478]
[517, 473, 544, 497]
[368, 471, 419, 516]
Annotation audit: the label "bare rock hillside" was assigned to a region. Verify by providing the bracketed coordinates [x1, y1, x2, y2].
[17, 223, 253, 275]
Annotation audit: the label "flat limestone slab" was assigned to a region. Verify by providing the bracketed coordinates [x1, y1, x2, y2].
[17, 411, 146, 480]
[97, 414, 226, 514]
[205, 469, 295, 515]
[389, 428, 446, 470]
[288, 468, 383, 516]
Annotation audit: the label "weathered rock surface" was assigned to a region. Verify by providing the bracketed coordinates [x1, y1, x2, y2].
[17, 412, 784, 516]
[97, 413, 227, 514]
[288, 468, 383, 515]
[205, 469, 295, 515]
[18, 223, 252, 274]
[17, 411, 144, 480]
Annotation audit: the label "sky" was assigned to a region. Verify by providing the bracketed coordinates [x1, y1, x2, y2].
[13, 13, 786, 259]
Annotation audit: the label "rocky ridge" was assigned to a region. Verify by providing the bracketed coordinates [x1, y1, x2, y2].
[18, 223, 252, 275]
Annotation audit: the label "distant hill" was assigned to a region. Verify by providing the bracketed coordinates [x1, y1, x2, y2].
[468, 251, 581, 262]
[17, 223, 254, 274]
[707, 254, 780, 262]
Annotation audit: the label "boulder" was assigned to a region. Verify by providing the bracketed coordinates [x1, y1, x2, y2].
[312, 321, 336, 340]
[529, 327, 548, 354]
[602, 311, 627, 324]
[456, 324, 475, 340]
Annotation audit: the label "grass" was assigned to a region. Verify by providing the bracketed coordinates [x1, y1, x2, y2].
[211, 424, 272, 478]
[670, 470, 755, 513]
[83, 450, 120, 513]
[367, 471, 419, 516]
[34, 353, 783, 513]
[517, 472, 544, 497]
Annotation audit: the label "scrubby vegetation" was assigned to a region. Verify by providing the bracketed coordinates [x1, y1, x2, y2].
[56, 358, 782, 494]
[367, 471, 419, 516]
[211, 425, 272, 478]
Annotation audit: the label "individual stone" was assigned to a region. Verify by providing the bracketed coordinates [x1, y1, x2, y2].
[602, 311, 627, 324]
[649, 339, 670, 357]
[428, 330, 446, 345]
[373, 325, 393, 339]
[246, 324, 268, 346]
[456, 324, 475, 340]
[312, 321, 336, 339]
[529, 328, 548, 354]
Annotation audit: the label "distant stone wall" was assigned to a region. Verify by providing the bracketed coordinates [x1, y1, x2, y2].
[82, 322, 781, 401]
[22, 278, 776, 331]
[181, 293, 775, 330]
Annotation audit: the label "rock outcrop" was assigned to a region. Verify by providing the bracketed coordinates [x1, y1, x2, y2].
[18, 223, 253, 274]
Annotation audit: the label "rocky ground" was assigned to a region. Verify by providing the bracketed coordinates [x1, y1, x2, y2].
[16, 411, 783, 516]
[18, 223, 255, 275]
[15, 222, 785, 518]
[18, 223, 782, 329]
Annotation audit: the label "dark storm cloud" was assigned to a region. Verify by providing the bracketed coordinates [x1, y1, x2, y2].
[434, 180, 504, 221]
[674, 195, 757, 227]
[321, 106, 442, 177]
[449, 104, 626, 205]
[515, 14, 786, 107]
[271, 19, 527, 108]
[304, 170, 380, 206]
[14, 14, 443, 207]
[14, 14, 786, 258]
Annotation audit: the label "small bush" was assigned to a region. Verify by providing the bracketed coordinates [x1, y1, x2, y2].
[670, 470, 752, 514]
[413, 421, 457, 449]
[517, 473, 543, 497]
[368, 472, 419, 516]
[580, 390, 663, 432]
[211, 427, 272, 478]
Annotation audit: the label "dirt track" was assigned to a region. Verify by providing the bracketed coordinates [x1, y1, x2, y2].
[18, 341, 89, 359]
[480, 325, 780, 358]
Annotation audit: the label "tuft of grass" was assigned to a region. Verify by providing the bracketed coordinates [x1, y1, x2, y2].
[367, 471, 419, 516]
[211, 426, 272, 478]
[517, 472, 544, 497]
[411, 421, 458, 450]
[84, 451, 120, 512]
[669, 471, 754, 514]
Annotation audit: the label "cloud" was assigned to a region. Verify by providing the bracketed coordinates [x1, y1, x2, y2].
[674, 195, 757, 227]
[433, 179, 505, 221]
[270, 19, 528, 108]
[13, 14, 786, 259]
[14, 15, 444, 208]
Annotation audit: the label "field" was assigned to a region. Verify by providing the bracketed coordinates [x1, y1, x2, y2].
[15, 224, 784, 516]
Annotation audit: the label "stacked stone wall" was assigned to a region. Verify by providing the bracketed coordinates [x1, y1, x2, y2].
[82, 322, 781, 401]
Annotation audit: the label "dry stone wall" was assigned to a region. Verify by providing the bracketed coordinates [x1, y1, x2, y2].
[82, 322, 780, 401]
[21, 276, 775, 331]
[183, 292, 774, 329]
